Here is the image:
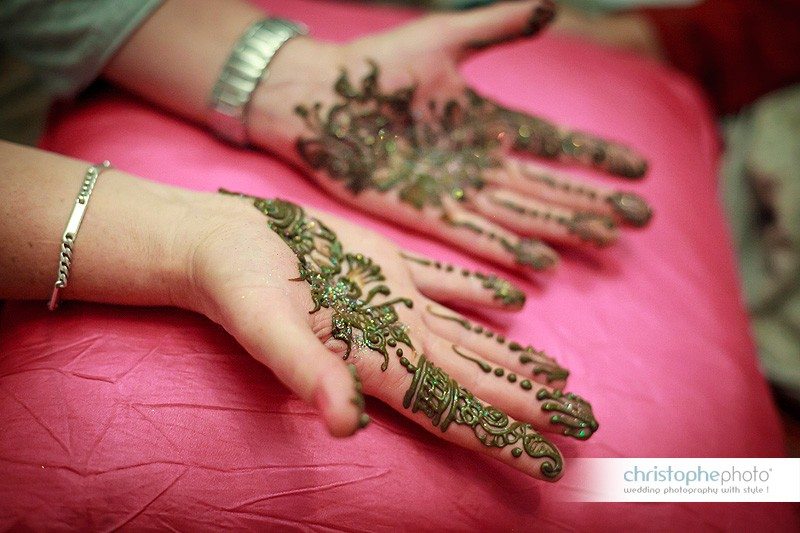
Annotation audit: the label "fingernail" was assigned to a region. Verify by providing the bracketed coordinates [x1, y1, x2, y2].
[536, 388, 599, 440]
[469, 0, 556, 50]
[617, 158, 648, 179]
[567, 213, 619, 247]
[607, 192, 653, 227]
[502, 238, 558, 271]
[525, 0, 557, 36]
[473, 272, 527, 308]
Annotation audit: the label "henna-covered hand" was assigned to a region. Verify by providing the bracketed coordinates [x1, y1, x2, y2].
[188, 191, 599, 481]
[249, 0, 652, 273]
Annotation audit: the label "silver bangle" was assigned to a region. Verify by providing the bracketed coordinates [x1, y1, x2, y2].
[48, 161, 112, 311]
[208, 18, 307, 146]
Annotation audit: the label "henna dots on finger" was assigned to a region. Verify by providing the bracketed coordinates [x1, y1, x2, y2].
[400, 252, 526, 307]
[427, 306, 569, 383]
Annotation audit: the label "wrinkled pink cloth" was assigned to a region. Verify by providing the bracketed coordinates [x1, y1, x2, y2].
[1, 0, 796, 530]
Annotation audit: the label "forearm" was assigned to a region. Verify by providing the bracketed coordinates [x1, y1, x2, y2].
[0, 141, 196, 307]
[102, 0, 342, 164]
[102, 0, 264, 124]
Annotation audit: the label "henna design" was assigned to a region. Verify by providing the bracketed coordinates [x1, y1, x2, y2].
[427, 306, 569, 383]
[222, 191, 415, 370]
[518, 167, 651, 228]
[293, 63, 566, 269]
[293, 61, 648, 267]
[520, 167, 598, 200]
[400, 252, 526, 307]
[401, 353, 563, 478]
[348, 363, 370, 428]
[295, 61, 495, 207]
[453, 345, 534, 392]
[466, 90, 648, 179]
[536, 388, 598, 441]
[223, 192, 576, 461]
[452, 345, 595, 441]
[453, 344, 492, 374]
[445, 216, 555, 270]
[489, 196, 617, 247]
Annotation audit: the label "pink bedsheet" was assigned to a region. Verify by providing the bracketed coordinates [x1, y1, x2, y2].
[1, 0, 796, 530]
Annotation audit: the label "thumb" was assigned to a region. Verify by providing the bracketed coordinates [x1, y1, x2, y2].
[428, 0, 556, 57]
[222, 296, 367, 438]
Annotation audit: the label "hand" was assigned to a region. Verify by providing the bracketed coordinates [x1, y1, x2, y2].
[183, 190, 600, 481]
[250, 0, 653, 273]
[0, 142, 592, 482]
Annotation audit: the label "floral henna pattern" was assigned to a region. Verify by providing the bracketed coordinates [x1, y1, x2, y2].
[294, 61, 495, 207]
[294, 63, 558, 269]
[427, 305, 569, 383]
[224, 192, 415, 370]
[401, 353, 563, 478]
[399, 252, 526, 307]
[293, 62, 649, 265]
[225, 191, 563, 470]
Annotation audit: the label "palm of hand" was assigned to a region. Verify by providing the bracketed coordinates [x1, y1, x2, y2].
[289, 32, 652, 272]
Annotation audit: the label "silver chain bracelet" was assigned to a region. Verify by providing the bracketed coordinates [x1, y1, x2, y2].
[48, 160, 111, 311]
[207, 18, 307, 146]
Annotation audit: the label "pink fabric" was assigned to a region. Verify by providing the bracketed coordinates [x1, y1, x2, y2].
[1, 0, 796, 530]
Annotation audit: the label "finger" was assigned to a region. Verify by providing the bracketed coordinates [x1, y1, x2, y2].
[351, 338, 565, 481]
[470, 186, 620, 248]
[400, 250, 527, 310]
[486, 159, 653, 227]
[219, 295, 367, 438]
[422, 303, 569, 388]
[475, 93, 648, 178]
[420, 0, 556, 57]
[422, 334, 598, 441]
[298, 175, 559, 275]
[438, 204, 560, 274]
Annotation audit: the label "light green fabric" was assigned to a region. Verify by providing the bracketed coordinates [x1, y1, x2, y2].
[721, 84, 800, 402]
[0, 0, 163, 144]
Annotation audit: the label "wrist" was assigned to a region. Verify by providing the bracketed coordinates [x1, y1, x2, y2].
[247, 36, 345, 163]
[170, 190, 267, 319]
[62, 172, 200, 310]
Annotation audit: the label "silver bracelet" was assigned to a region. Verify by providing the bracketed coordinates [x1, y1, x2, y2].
[47, 161, 112, 311]
[208, 18, 307, 146]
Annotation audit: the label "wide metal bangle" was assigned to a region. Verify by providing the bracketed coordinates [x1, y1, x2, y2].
[48, 160, 112, 311]
[207, 18, 307, 146]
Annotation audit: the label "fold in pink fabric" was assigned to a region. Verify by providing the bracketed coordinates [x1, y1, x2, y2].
[1, 0, 795, 530]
